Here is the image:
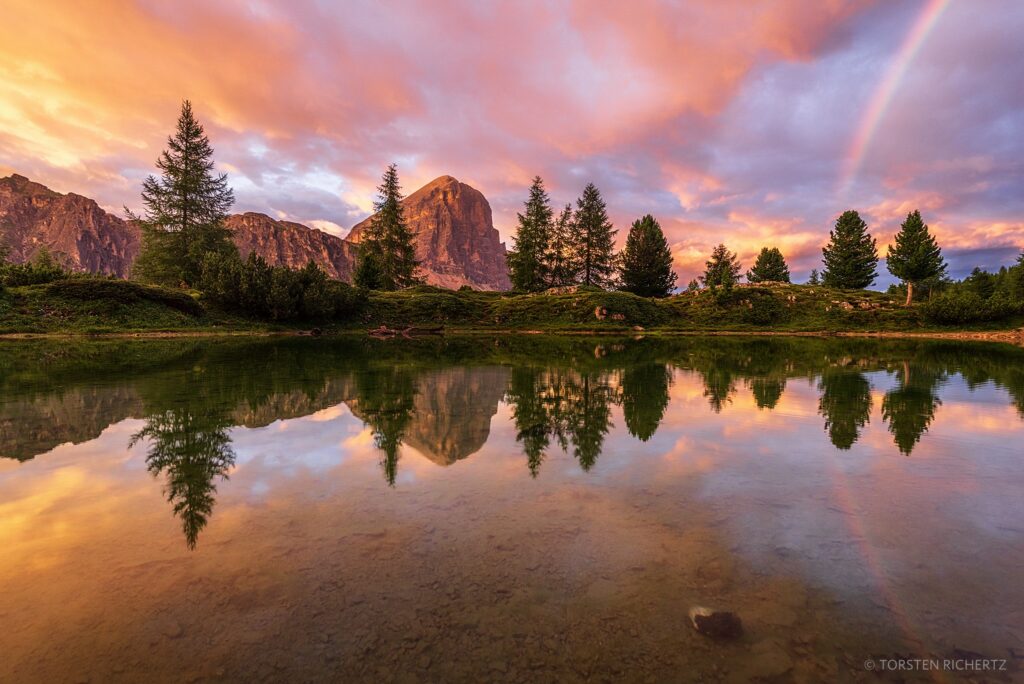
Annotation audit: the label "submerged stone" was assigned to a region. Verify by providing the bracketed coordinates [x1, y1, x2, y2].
[689, 606, 744, 640]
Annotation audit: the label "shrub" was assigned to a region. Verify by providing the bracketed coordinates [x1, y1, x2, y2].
[1, 247, 70, 286]
[200, 253, 365, 322]
[743, 295, 786, 325]
[267, 267, 302, 321]
[922, 290, 1020, 325]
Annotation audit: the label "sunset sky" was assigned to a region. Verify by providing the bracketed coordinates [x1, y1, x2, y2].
[1, 0, 1022, 284]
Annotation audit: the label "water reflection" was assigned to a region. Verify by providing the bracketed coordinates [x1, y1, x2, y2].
[2, 336, 1024, 549]
[818, 369, 873, 449]
[130, 410, 236, 549]
[882, 361, 944, 455]
[2, 336, 1024, 682]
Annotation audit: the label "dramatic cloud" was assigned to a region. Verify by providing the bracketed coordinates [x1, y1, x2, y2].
[1, 0, 1021, 283]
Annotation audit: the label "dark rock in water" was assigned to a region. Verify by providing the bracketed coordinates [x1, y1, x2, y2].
[689, 606, 743, 639]
[311, 327, 323, 337]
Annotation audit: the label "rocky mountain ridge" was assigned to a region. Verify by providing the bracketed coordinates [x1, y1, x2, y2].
[0, 173, 509, 290]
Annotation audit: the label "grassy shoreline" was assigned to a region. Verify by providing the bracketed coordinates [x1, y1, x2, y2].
[1, 279, 1022, 344]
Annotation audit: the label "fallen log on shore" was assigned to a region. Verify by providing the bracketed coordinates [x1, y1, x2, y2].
[368, 325, 444, 338]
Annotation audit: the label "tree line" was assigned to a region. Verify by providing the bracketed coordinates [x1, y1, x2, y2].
[37, 99, 1016, 321]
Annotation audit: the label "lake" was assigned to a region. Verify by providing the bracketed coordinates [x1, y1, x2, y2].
[1, 335, 1022, 682]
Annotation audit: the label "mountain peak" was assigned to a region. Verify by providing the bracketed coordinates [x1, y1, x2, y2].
[349, 175, 510, 290]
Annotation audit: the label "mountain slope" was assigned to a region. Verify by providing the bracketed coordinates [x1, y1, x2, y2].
[225, 212, 358, 280]
[0, 174, 139, 276]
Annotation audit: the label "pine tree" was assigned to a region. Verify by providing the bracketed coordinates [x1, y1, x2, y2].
[808, 269, 821, 286]
[701, 244, 741, 289]
[571, 183, 617, 288]
[821, 210, 878, 289]
[746, 246, 791, 283]
[965, 267, 996, 299]
[131, 100, 236, 287]
[507, 176, 553, 291]
[686, 278, 701, 292]
[886, 210, 947, 305]
[545, 204, 576, 287]
[618, 215, 677, 297]
[358, 164, 420, 291]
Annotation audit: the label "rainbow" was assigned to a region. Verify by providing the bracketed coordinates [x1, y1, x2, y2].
[836, 0, 951, 199]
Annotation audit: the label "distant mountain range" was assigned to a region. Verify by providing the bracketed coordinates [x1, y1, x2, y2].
[0, 173, 510, 290]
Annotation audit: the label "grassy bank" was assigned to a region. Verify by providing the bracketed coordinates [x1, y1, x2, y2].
[1, 278, 1023, 337]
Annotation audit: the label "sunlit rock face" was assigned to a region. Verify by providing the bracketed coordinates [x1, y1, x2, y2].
[0, 174, 139, 276]
[349, 175, 511, 291]
[225, 213, 358, 281]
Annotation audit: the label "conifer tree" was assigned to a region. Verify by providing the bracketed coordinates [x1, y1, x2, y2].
[131, 100, 236, 287]
[686, 278, 701, 292]
[508, 176, 553, 291]
[808, 269, 821, 286]
[619, 214, 677, 297]
[746, 246, 791, 283]
[544, 204, 576, 287]
[357, 164, 420, 290]
[701, 244, 741, 289]
[886, 210, 947, 305]
[821, 210, 878, 289]
[571, 183, 617, 288]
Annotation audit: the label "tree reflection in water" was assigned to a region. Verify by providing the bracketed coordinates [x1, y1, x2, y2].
[818, 370, 873, 450]
[351, 367, 417, 486]
[2, 335, 1021, 547]
[882, 361, 944, 455]
[130, 410, 236, 549]
[621, 363, 672, 441]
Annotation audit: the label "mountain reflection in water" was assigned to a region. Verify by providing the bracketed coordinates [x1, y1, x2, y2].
[1, 336, 1022, 682]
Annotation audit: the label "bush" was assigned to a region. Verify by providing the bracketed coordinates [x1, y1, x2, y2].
[922, 290, 1020, 325]
[743, 295, 786, 325]
[200, 252, 365, 322]
[1, 247, 70, 286]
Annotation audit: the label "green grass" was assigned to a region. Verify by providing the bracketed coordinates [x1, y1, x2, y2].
[0, 279, 240, 334]
[1, 278, 1021, 336]
[356, 283, 1023, 333]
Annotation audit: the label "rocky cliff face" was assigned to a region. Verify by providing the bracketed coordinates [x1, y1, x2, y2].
[349, 175, 511, 290]
[0, 174, 139, 276]
[1, 173, 510, 290]
[225, 212, 358, 281]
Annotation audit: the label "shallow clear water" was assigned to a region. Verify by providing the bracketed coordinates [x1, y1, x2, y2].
[1, 336, 1022, 682]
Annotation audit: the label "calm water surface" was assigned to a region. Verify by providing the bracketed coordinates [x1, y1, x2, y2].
[1, 336, 1022, 683]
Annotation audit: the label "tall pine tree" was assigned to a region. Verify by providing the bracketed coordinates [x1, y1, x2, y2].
[545, 204, 576, 287]
[886, 210, 947, 305]
[507, 176, 553, 292]
[132, 100, 236, 287]
[571, 183, 617, 288]
[701, 244, 741, 289]
[356, 164, 420, 291]
[746, 247, 791, 283]
[619, 214, 677, 297]
[821, 210, 878, 289]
